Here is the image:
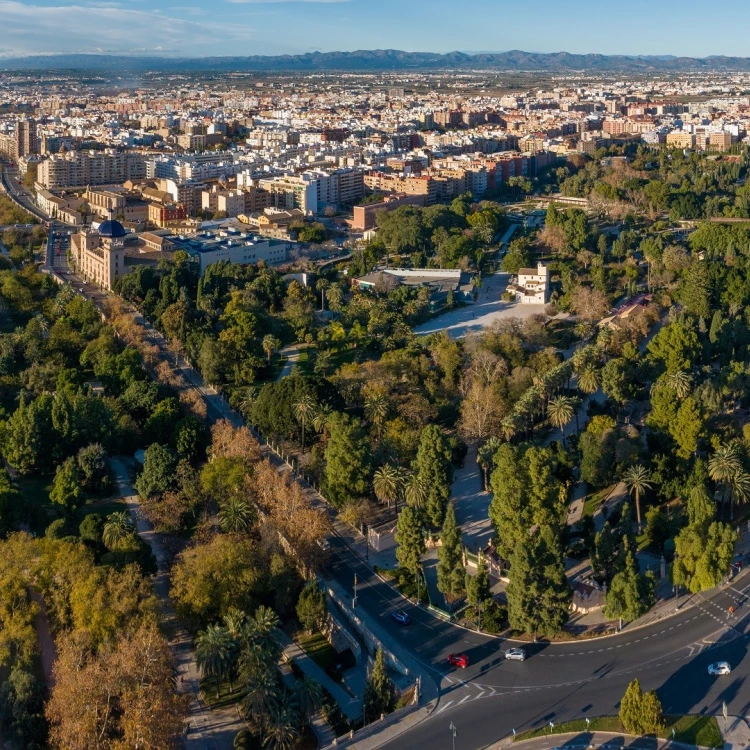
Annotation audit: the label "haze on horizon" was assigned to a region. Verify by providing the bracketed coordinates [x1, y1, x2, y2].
[4, 0, 750, 61]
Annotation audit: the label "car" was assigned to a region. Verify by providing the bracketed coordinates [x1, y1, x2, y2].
[316, 538, 331, 552]
[708, 662, 731, 676]
[505, 648, 527, 661]
[447, 653, 469, 669]
[390, 610, 410, 626]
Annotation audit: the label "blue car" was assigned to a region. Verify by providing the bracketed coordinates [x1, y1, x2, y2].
[390, 610, 410, 626]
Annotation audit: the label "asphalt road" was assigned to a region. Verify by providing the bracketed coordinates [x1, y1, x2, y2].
[325, 536, 750, 750]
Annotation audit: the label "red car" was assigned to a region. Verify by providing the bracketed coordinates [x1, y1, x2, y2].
[447, 653, 469, 669]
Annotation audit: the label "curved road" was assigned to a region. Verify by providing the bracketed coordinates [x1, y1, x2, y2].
[327, 538, 750, 749]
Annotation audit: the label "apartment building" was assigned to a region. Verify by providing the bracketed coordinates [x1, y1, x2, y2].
[351, 193, 426, 232]
[148, 202, 187, 227]
[38, 150, 147, 189]
[666, 131, 696, 149]
[0, 118, 38, 160]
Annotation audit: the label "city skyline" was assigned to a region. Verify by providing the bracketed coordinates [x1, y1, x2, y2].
[6, 0, 750, 60]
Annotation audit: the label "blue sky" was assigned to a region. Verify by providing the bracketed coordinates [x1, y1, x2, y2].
[4, 0, 750, 59]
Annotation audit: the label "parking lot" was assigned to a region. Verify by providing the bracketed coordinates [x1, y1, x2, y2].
[413, 271, 547, 338]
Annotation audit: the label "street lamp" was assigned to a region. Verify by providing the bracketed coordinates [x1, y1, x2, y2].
[450, 721, 457, 750]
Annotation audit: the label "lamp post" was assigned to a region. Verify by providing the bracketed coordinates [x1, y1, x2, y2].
[450, 721, 457, 750]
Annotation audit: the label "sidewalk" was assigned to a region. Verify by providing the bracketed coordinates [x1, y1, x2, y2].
[720, 715, 750, 750]
[490, 730, 718, 750]
[277, 630, 362, 722]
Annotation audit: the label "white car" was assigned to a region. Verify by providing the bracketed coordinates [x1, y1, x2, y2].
[708, 662, 731, 676]
[505, 648, 526, 662]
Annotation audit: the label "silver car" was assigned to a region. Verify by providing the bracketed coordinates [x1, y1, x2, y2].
[708, 662, 731, 676]
[505, 648, 526, 661]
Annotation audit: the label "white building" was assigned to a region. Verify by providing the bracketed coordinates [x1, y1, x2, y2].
[509, 263, 550, 304]
[175, 227, 292, 275]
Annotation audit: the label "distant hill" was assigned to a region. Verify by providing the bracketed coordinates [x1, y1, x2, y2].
[3, 49, 750, 73]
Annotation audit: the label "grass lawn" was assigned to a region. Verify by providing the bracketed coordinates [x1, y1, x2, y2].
[514, 715, 722, 748]
[295, 630, 338, 672]
[200, 675, 243, 710]
[583, 487, 613, 519]
[18, 476, 127, 536]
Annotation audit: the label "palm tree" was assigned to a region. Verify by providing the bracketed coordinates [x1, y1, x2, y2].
[577, 366, 600, 396]
[477, 436, 502, 491]
[238, 387, 257, 419]
[223, 607, 247, 638]
[311, 404, 332, 435]
[243, 605, 280, 659]
[326, 284, 344, 314]
[262, 334, 280, 365]
[373, 463, 404, 511]
[293, 675, 323, 721]
[666, 370, 692, 399]
[218, 497, 255, 534]
[313, 349, 333, 376]
[293, 394, 316, 449]
[709, 443, 747, 519]
[241, 663, 280, 740]
[196, 624, 234, 697]
[102, 511, 135, 550]
[403, 472, 428, 509]
[365, 395, 390, 442]
[623, 464, 652, 529]
[316, 278, 329, 311]
[263, 699, 298, 750]
[547, 395, 575, 443]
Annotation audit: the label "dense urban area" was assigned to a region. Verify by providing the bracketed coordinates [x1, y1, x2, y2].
[1, 60, 750, 750]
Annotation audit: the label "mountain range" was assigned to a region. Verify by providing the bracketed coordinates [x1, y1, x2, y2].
[4, 49, 750, 73]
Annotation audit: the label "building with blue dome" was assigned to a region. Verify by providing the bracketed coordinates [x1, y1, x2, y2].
[70, 212, 129, 290]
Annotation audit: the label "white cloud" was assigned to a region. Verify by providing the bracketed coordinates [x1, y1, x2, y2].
[0, 0, 299, 56]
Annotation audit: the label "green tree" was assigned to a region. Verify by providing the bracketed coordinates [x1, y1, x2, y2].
[363, 648, 393, 721]
[671, 395, 703, 459]
[1, 394, 54, 475]
[50, 457, 84, 511]
[196, 624, 235, 696]
[623, 464, 652, 529]
[76, 443, 111, 494]
[293, 675, 323, 722]
[218, 497, 255, 534]
[601, 358, 636, 404]
[619, 678, 664, 735]
[647, 321, 701, 373]
[293, 394, 316, 449]
[547, 395, 576, 442]
[437, 503, 465, 599]
[672, 521, 737, 593]
[102, 511, 135, 550]
[134, 443, 178, 498]
[324, 413, 371, 507]
[604, 547, 655, 624]
[414, 424, 454, 527]
[373, 463, 404, 510]
[395, 506, 425, 577]
[687, 484, 715, 528]
[465, 558, 491, 628]
[296, 583, 328, 634]
[506, 525, 571, 637]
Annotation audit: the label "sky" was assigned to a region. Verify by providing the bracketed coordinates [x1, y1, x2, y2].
[5, 0, 750, 59]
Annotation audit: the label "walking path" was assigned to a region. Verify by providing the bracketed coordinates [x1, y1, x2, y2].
[112, 459, 242, 750]
[276, 344, 305, 381]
